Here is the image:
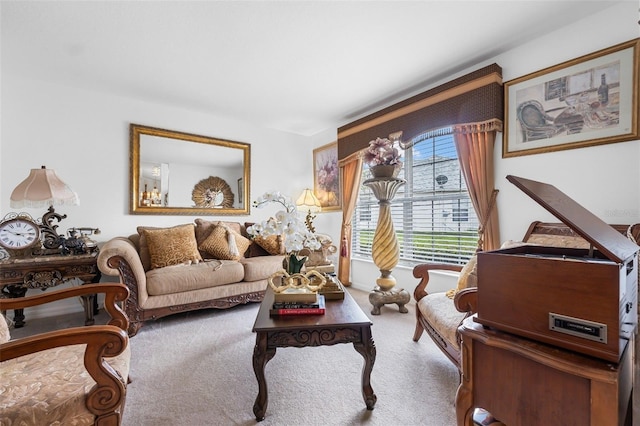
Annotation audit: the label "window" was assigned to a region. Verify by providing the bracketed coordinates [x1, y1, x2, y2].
[352, 128, 479, 267]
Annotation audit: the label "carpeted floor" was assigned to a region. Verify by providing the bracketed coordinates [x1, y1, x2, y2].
[12, 288, 462, 425]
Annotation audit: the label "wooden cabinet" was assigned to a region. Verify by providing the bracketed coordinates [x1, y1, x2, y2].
[456, 317, 633, 426]
[476, 175, 638, 362]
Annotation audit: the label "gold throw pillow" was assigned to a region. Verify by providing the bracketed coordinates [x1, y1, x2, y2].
[142, 224, 202, 270]
[252, 234, 284, 255]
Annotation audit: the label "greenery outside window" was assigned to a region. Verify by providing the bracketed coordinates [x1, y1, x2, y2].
[352, 128, 479, 267]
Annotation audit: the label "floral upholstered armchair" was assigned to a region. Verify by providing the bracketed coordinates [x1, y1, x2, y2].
[0, 283, 130, 425]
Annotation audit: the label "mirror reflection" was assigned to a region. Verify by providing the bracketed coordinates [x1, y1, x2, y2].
[131, 124, 250, 215]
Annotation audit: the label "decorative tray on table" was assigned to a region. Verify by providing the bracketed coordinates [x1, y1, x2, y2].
[318, 274, 345, 300]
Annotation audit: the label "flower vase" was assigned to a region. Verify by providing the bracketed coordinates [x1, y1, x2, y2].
[370, 164, 401, 178]
[284, 253, 307, 274]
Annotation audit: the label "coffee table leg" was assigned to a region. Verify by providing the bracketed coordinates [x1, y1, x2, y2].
[353, 326, 377, 410]
[253, 332, 276, 421]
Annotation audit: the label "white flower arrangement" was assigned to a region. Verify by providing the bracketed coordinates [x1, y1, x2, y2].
[247, 191, 321, 254]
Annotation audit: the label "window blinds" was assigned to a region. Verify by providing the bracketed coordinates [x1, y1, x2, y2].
[352, 130, 479, 266]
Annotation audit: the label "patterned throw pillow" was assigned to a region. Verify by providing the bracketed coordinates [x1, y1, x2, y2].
[252, 235, 284, 255]
[445, 254, 478, 299]
[142, 224, 202, 270]
[136, 225, 161, 271]
[199, 225, 252, 261]
[194, 219, 243, 244]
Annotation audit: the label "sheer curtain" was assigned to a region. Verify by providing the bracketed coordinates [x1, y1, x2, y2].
[337, 151, 363, 286]
[453, 119, 502, 251]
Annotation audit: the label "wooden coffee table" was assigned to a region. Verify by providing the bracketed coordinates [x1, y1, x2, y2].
[252, 286, 377, 421]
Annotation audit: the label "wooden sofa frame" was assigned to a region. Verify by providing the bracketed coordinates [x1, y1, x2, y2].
[412, 221, 637, 371]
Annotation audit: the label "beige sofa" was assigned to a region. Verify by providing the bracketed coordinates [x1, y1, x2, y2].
[98, 219, 285, 336]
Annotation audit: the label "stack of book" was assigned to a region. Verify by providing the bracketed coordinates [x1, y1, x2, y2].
[269, 294, 326, 316]
[318, 273, 345, 300]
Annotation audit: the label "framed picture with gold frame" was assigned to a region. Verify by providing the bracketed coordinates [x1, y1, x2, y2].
[503, 38, 639, 158]
[313, 142, 341, 211]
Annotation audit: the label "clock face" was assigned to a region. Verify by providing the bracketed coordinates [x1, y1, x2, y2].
[0, 218, 41, 250]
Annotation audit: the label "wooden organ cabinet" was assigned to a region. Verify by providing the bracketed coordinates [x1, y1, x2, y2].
[457, 175, 637, 425]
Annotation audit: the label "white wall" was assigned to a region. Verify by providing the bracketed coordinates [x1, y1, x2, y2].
[0, 77, 317, 235]
[493, 2, 640, 242]
[349, 2, 640, 295]
[0, 76, 320, 318]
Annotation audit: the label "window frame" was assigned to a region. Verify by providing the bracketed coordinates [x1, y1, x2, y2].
[352, 129, 479, 267]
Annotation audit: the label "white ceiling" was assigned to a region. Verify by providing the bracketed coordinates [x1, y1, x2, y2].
[1, 1, 623, 136]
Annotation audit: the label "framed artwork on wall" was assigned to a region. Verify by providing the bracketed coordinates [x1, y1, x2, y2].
[313, 142, 341, 211]
[503, 38, 639, 158]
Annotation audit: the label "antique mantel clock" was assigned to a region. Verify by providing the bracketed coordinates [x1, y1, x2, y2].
[0, 213, 42, 257]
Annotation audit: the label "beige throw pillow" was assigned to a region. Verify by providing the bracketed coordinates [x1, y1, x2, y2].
[142, 224, 202, 270]
[194, 219, 245, 258]
[199, 225, 252, 261]
[446, 254, 478, 299]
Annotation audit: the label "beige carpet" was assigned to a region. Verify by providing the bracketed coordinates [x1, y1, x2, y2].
[12, 288, 461, 425]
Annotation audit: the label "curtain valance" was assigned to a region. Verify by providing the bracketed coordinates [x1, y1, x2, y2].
[337, 63, 503, 160]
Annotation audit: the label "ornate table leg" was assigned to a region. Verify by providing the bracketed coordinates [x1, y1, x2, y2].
[4, 285, 27, 327]
[81, 271, 102, 326]
[352, 325, 377, 410]
[81, 294, 95, 326]
[90, 270, 102, 315]
[456, 334, 474, 426]
[253, 332, 276, 421]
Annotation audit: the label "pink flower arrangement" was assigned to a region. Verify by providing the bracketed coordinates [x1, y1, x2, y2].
[363, 137, 402, 166]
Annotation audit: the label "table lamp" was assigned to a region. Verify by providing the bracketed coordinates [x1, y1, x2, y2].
[9, 165, 79, 250]
[296, 189, 321, 233]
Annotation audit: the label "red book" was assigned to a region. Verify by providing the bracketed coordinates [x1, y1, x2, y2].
[270, 295, 325, 316]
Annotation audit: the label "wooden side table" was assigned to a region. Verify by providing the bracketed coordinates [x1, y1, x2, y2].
[456, 316, 633, 426]
[0, 252, 101, 327]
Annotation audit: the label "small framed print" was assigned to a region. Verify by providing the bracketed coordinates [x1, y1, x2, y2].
[313, 142, 341, 211]
[504, 38, 639, 158]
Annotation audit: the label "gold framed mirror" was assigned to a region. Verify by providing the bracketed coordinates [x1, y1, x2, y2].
[130, 124, 250, 215]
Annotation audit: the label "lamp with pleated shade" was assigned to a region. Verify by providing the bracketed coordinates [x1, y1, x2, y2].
[9, 166, 79, 251]
[10, 166, 79, 209]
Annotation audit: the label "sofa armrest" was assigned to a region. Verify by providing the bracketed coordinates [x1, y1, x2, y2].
[412, 263, 463, 302]
[98, 237, 149, 309]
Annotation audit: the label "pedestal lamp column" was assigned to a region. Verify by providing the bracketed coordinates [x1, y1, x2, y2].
[363, 176, 410, 315]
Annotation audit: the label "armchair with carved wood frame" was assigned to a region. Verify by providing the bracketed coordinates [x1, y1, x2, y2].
[0, 283, 130, 426]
